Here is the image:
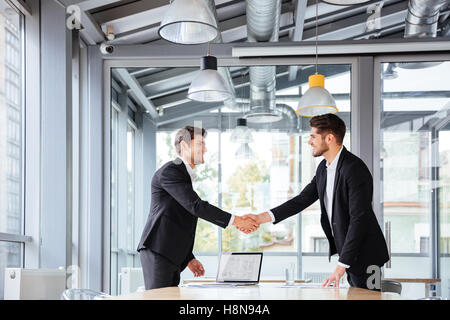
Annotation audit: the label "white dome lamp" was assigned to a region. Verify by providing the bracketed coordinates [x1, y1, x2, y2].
[188, 54, 233, 102]
[158, 0, 219, 44]
[230, 118, 253, 144]
[235, 143, 255, 160]
[296, 0, 338, 118]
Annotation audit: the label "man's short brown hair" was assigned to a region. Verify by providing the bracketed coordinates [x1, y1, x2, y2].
[174, 126, 207, 155]
[309, 113, 346, 145]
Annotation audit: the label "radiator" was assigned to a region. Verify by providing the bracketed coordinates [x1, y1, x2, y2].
[4, 268, 66, 300]
[119, 267, 144, 295]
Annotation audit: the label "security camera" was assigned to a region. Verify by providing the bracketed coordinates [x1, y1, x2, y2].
[100, 42, 114, 54]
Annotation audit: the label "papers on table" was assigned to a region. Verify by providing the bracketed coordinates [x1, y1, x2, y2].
[184, 283, 257, 288]
[274, 283, 349, 289]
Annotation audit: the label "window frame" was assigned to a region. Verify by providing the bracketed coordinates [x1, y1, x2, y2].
[373, 53, 450, 280]
[103, 56, 360, 292]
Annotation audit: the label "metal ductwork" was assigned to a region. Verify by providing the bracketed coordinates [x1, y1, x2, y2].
[405, 0, 449, 38]
[398, 0, 450, 69]
[245, 0, 283, 123]
[277, 104, 301, 136]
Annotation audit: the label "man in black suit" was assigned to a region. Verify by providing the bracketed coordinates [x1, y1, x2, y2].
[249, 113, 389, 290]
[137, 126, 259, 290]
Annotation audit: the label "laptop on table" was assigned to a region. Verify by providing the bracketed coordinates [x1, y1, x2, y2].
[186, 252, 263, 287]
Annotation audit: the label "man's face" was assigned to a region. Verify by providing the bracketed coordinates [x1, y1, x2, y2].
[308, 127, 329, 157]
[189, 134, 207, 165]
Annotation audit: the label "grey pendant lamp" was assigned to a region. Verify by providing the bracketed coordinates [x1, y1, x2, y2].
[158, 0, 219, 44]
[188, 52, 232, 102]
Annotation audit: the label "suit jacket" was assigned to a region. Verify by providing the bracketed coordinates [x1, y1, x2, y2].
[137, 159, 232, 271]
[270, 147, 390, 274]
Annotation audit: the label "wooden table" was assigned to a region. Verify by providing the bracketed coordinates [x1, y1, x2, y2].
[112, 283, 404, 300]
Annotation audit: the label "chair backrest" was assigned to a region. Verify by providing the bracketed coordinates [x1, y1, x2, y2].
[381, 279, 402, 294]
[61, 288, 111, 300]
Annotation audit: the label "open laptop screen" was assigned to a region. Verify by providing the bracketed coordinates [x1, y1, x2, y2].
[216, 252, 263, 283]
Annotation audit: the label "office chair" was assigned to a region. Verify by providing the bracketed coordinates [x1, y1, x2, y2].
[61, 288, 111, 300]
[381, 279, 402, 295]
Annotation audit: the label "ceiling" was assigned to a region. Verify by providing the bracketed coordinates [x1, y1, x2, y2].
[59, 0, 450, 128]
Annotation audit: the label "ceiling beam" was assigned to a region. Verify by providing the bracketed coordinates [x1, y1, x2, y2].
[115, 68, 159, 119]
[77, 0, 123, 11]
[288, 0, 307, 81]
[157, 102, 224, 126]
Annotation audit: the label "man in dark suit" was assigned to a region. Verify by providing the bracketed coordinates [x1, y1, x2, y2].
[137, 126, 258, 290]
[250, 113, 389, 290]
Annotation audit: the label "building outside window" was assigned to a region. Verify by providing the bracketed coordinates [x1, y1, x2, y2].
[0, 1, 24, 300]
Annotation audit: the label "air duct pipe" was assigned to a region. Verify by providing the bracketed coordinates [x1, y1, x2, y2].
[398, 0, 450, 69]
[245, 0, 283, 123]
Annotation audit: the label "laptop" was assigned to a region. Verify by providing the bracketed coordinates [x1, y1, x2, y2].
[186, 252, 263, 287]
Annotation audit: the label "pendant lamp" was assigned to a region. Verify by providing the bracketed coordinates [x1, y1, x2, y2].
[230, 118, 253, 144]
[158, 0, 219, 44]
[188, 54, 232, 102]
[235, 143, 255, 160]
[296, 0, 338, 118]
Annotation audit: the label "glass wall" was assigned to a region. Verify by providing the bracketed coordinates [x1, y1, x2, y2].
[154, 64, 352, 283]
[439, 126, 450, 299]
[110, 99, 140, 295]
[378, 61, 450, 297]
[0, 1, 23, 300]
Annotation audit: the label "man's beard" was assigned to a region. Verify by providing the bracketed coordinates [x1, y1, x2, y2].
[312, 144, 328, 157]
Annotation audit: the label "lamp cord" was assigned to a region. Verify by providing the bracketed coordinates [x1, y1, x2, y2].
[315, 0, 318, 75]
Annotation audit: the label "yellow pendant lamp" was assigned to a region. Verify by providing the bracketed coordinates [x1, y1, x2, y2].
[296, 0, 338, 118]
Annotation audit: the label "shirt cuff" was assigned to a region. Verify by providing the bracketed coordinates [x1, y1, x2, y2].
[228, 215, 235, 227]
[267, 210, 276, 223]
[338, 261, 350, 269]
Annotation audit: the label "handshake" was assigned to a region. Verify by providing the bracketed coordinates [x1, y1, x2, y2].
[231, 212, 272, 234]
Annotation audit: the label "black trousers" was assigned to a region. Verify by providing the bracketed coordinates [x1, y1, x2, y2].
[139, 248, 181, 290]
[346, 269, 381, 291]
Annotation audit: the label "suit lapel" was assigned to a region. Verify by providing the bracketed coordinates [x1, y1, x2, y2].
[330, 146, 347, 222]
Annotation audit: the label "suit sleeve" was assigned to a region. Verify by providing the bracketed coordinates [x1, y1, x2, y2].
[270, 175, 319, 224]
[180, 252, 196, 271]
[159, 165, 232, 228]
[338, 163, 372, 266]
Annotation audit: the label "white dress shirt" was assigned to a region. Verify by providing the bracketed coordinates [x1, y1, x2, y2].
[267, 146, 350, 268]
[323, 147, 349, 268]
[179, 157, 235, 227]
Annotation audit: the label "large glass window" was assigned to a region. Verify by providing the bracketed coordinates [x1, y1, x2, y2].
[153, 64, 352, 283]
[157, 130, 220, 252]
[109, 97, 140, 295]
[0, 1, 24, 300]
[379, 61, 450, 288]
[439, 126, 450, 299]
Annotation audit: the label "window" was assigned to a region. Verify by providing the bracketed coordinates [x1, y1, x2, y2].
[378, 60, 450, 283]
[0, 0, 24, 299]
[221, 131, 299, 253]
[109, 93, 140, 295]
[152, 64, 352, 282]
[313, 237, 329, 253]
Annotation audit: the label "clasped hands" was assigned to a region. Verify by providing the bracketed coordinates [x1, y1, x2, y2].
[231, 212, 272, 234]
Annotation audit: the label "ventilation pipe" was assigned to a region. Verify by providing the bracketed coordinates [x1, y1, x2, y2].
[277, 104, 301, 136]
[398, 0, 450, 69]
[244, 0, 283, 123]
